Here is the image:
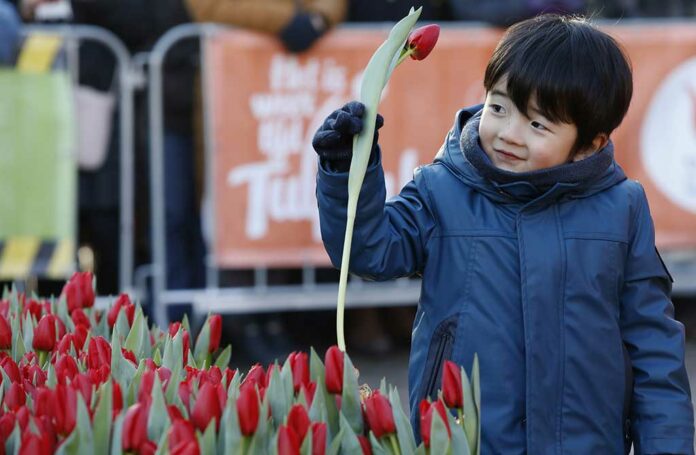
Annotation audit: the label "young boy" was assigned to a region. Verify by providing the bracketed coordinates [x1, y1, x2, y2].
[313, 14, 694, 454]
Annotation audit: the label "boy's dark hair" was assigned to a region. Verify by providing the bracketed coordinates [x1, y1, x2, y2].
[483, 14, 633, 154]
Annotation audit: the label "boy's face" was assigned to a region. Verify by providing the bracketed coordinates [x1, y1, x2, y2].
[478, 78, 582, 173]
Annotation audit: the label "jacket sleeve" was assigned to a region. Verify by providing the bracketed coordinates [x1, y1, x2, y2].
[620, 186, 694, 454]
[316, 150, 437, 280]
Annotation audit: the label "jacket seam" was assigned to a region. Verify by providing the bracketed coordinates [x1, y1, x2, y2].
[517, 215, 532, 449]
[418, 167, 441, 260]
[556, 204, 567, 454]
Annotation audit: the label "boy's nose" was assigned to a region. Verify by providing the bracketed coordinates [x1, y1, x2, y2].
[499, 118, 525, 146]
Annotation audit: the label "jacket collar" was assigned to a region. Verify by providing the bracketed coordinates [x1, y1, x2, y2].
[434, 105, 627, 205]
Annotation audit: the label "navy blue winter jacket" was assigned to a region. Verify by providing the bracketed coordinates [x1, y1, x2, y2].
[316, 106, 694, 454]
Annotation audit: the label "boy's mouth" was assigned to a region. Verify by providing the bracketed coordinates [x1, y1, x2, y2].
[494, 148, 523, 161]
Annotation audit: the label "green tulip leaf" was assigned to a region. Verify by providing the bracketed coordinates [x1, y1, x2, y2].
[220, 397, 242, 453]
[460, 365, 478, 454]
[309, 347, 325, 385]
[5, 422, 19, 455]
[372, 432, 392, 455]
[429, 407, 450, 455]
[59, 393, 94, 455]
[93, 380, 113, 455]
[147, 374, 170, 442]
[123, 305, 144, 355]
[153, 427, 169, 455]
[193, 314, 212, 366]
[447, 404, 470, 455]
[327, 427, 344, 455]
[22, 312, 33, 354]
[308, 376, 328, 424]
[110, 413, 125, 455]
[338, 412, 362, 453]
[214, 344, 232, 370]
[340, 352, 363, 434]
[199, 420, 217, 455]
[114, 306, 130, 342]
[472, 354, 481, 455]
[267, 362, 290, 426]
[389, 386, 416, 455]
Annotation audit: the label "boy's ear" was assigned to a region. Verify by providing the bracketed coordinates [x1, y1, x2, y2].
[573, 133, 609, 162]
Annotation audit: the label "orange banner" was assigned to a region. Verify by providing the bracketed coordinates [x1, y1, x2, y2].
[208, 24, 696, 268]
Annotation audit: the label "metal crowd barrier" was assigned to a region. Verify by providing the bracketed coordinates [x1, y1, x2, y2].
[147, 23, 423, 327]
[20, 25, 136, 295]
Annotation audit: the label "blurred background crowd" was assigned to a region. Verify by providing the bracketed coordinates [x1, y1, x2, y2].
[1, 0, 695, 370]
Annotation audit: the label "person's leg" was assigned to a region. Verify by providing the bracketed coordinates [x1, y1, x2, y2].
[164, 132, 205, 321]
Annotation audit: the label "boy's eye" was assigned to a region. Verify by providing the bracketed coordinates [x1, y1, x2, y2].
[490, 104, 505, 114]
[531, 121, 547, 131]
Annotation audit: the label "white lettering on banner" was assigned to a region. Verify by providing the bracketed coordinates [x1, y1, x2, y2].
[227, 54, 420, 242]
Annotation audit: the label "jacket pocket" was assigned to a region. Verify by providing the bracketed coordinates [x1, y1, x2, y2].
[420, 314, 458, 401]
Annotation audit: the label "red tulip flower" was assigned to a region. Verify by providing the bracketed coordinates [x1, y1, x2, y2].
[107, 293, 134, 328]
[277, 425, 301, 455]
[5, 382, 26, 411]
[53, 384, 77, 436]
[168, 322, 190, 364]
[72, 325, 88, 352]
[62, 271, 95, 312]
[70, 308, 91, 329]
[113, 381, 124, 417]
[301, 382, 317, 408]
[242, 363, 266, 390]
[24, 299, 42, 322]
[419, 399, 451, 448]
[324, 346, 344, 395]
[87, 336, 112, 371]
[122, 402, 152, 453]
[0, 315, 11, 349]
[19, 431, 52, 455]
[406, 24, 440, 61]
[55, 355, 79, 383]
[191, 382, 223, 432]
[357, 435, 372, 455]
[178, 381, 192, 412]
[208, 314, 222, 353]
[122, 348, 137, 366]
[236, 383, 260, 436]
[168, 419, 199, 455]
[363, 390, 396, 438]
[442, 360, 463, 409]
[288, 351, 310, 393]
[311, 422, 327, 455]
[1, 356, 20, 383]
[0, 412, 15, 440]
[33, 314, 56, 352]
[287, 404, 310, 442]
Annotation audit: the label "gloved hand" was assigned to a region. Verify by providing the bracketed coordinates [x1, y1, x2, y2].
[312, 101, 384, 172]
[279, 12, 327, 53]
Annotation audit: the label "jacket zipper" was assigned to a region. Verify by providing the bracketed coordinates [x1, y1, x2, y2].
[425, 333, 451, 400]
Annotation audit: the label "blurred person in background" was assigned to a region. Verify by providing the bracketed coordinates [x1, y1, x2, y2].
[447, 0, 586, 25]
[0, 0, 21, 65]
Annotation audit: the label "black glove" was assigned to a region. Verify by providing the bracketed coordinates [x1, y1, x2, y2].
[312, 101, 384, 172]
[279, 12, 327, 53]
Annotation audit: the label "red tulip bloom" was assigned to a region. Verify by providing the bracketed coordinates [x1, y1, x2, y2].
[287, 404, 310, 442]
[87, 336, 111, 371]
[311, 422, 327, 455]
[0, 315, 11, 349]
[122, 348, 137, 366]
[0, 412, 15, 440]
[72, 373, 94, 406]
[5, 382, 26, 411]
[178, 381, 192, 412]
[72, 325, 88, 351]
[33, 314, 56, 352]
[208, 315, 222, 353]
[55, 355, 79, 383]
[324, 346, 344, 395]
[168, 322, 190, 364]
[169, 419, 199, 455]
[442, 360, 463, 409]
[357, 435, 372, 455]
[242, 363, 266, 390]
[1, 356, 20, 383]
[52, 384, 77, 436]
[113, 381, 124, 417]
[19, 431, 52, 455]
[62, 272, 95, 312]
[70, 308, 91, 329]
[419, 399, 451, 448]
[278, 425, 301, 455]
[107, 293, 134, 328]
[301, 382, 317, 408]
[236, 383, 260, 436]
[24, 299, 42, 322]
[406, 24, 440, 60]
[288, 351, 310, 393]
[363, 390, 396, 438]
[191, 382, 222, 432]
[122, 402, 151, 453]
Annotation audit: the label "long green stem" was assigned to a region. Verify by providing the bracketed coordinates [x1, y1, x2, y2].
[336, 203, 356, 352]
[389, 434, 401, 455]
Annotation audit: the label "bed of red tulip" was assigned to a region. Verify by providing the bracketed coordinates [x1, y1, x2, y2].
[0, 272, 480, 454]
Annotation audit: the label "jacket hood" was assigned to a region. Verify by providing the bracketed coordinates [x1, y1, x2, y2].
[434, 105, 627, 205]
